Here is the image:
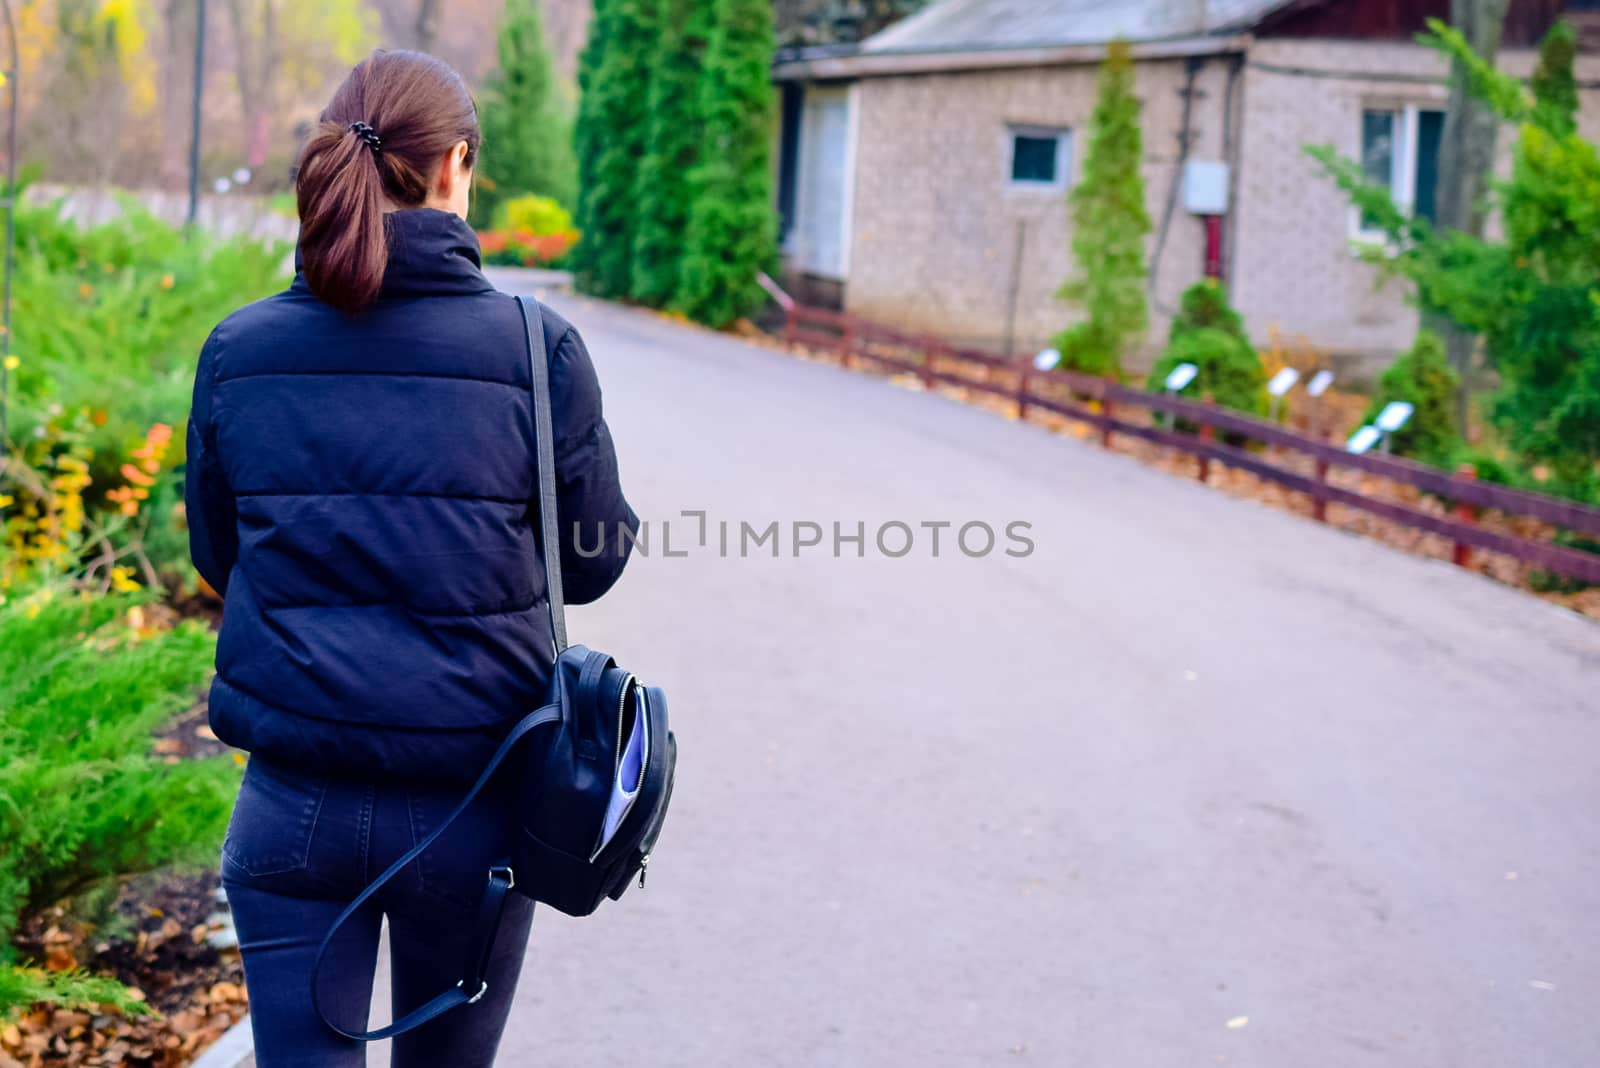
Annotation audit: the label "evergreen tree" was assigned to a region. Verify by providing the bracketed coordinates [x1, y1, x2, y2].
[572, 0, 661, 298]
[475, 0, 576, 226]
[1531, 19, 1578, 137]
[676, 0, 778, 328]
[1145, 280, 1267, 424]
[631, 0, 715, 307]
[1051, 39, 1150, 376]
[1360, 331, 1462, 466]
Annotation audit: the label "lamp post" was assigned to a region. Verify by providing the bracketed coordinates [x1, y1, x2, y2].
[186, 0, 207, 231]
[0, 0, 17, 450]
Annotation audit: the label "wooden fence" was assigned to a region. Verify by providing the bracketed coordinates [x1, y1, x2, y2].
[762, 285, 1600, 586]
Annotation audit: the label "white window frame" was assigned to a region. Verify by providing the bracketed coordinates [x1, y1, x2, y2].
[1353, 104, 1441, 243]
[1006, 125, 1071, 192]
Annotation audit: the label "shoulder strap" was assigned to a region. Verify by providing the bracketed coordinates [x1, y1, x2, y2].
[516, 295, 568, 654]
[308, 702, 561, 1041]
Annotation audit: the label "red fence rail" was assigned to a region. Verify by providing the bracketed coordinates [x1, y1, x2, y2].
[769, 293, 1600, 586]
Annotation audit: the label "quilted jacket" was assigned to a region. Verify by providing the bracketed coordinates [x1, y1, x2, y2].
[185, 208, 638, 783]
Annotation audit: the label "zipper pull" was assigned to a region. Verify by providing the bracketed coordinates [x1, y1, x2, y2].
[638, 854, 650, 889]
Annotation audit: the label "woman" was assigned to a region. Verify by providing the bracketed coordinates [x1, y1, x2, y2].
[186, 50, 638, 1066]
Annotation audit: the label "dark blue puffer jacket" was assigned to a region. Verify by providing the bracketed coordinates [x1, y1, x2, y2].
[185, 208, 638, 784]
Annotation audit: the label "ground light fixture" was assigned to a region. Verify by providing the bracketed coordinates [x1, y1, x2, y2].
[1164, 362, 1198, 392]
[1347, 425, 1382, 454]
[1267, 366, 1299, 422]
[1375, 400, 1414, 453]
[1307, 369, 1334, 397]
[1033, 347, 1060, 371]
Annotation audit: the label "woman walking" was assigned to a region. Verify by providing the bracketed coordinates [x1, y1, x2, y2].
[185, 50, 638, 1067]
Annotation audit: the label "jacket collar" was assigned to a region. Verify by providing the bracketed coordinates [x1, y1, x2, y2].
[290, 207, 494, 299]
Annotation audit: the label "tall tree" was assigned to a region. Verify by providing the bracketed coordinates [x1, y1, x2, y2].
[1430, 0, 1510, 429]
[571, 0, 660, 298]
[224, 0, 374, 167]
[630, 0, 713, 307]
[1051, 39, 1150, 377]
[675, 0, 777, 328]
[476, 0, 576, 224]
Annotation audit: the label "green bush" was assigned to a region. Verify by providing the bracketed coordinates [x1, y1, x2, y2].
[1529, 529, 1599, 593]
[1360, 331, 1462, 466]
[3, 191, 285, 588]
[497, 194, 574, 236]
[0, 592, 238, 1018]
[1145, 280, 1267, 421]
[10, 190, 287, 480]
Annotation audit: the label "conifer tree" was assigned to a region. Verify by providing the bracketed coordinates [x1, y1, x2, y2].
[675, 0, 778, 328]
[572, 0, 661, 298]
[631, 0, 715, 307]
[475, 0, 576, 226]
[1051, 39, 1150, 376]
[1531, 19, 1578, 137]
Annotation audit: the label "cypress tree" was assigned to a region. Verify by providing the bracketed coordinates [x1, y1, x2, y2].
[631, 0, 715, 307]
[572, 0, 660, 298]
[1531, 19, 1578, 137]
[675, 0, 778, 328]
[1051, 39, 1150, 377]
[475, 0, 576, 226]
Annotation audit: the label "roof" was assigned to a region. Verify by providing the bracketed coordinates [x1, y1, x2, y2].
[861, 0, 1299, 56]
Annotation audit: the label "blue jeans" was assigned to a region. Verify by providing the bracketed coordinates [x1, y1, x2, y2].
[220, 755, 535, 1068]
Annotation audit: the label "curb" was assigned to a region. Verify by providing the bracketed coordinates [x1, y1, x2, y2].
[189, 1015, 253, 1068]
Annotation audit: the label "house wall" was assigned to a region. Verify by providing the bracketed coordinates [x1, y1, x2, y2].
[826, 37, 1600, 373]
[1232, 38, 1600, 377]
[841, 56, 1240, 362]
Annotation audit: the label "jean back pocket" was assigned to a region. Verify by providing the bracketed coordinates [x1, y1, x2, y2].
[221, 757, 326, 880]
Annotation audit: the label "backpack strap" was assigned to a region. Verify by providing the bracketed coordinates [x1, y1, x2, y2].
[516, 294, 568, 655]
[308, 702, 561, 1041]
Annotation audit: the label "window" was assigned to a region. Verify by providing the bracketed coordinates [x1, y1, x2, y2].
[1358, 106, 1444, 236]
[1008, 127, 1070, 189]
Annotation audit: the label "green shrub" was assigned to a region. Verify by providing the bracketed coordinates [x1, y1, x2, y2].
[1360, 331, 1462, 466]
[3, 191, 284, 590]
[0, 592, 238, 1018]
[11, 190, 287, 478]
[1145, 280, 1267, 421]
[497, 194, 574, 236]
[1529, 529, 1599, 593]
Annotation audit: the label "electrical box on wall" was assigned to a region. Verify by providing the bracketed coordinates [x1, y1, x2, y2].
[1182, 160, 1230, 216]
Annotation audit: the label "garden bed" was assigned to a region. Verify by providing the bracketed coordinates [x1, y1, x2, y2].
[3, 868, 246, 1068]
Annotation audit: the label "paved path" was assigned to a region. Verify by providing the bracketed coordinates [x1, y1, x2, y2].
[346, 284, 1598, 1066]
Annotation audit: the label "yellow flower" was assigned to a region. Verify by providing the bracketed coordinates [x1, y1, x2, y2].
[110, 566, 140, 593]
[2, 355, 16, 371]
[0, 495, 12, 508]
[160, 273, 175, 290]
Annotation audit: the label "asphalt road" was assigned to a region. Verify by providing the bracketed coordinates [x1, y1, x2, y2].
[355, 282, 1600, 1067]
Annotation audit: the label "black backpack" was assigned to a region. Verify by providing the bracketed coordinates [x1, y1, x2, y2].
[310, 295, 677, 1041]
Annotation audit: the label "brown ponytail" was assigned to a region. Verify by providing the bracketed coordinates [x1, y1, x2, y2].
[295, 50, 480, 314]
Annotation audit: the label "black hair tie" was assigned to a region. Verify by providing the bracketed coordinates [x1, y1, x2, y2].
[349, 120, 382, 156]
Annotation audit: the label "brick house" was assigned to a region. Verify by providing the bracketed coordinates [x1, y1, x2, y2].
[772, 0, 1600, 377]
